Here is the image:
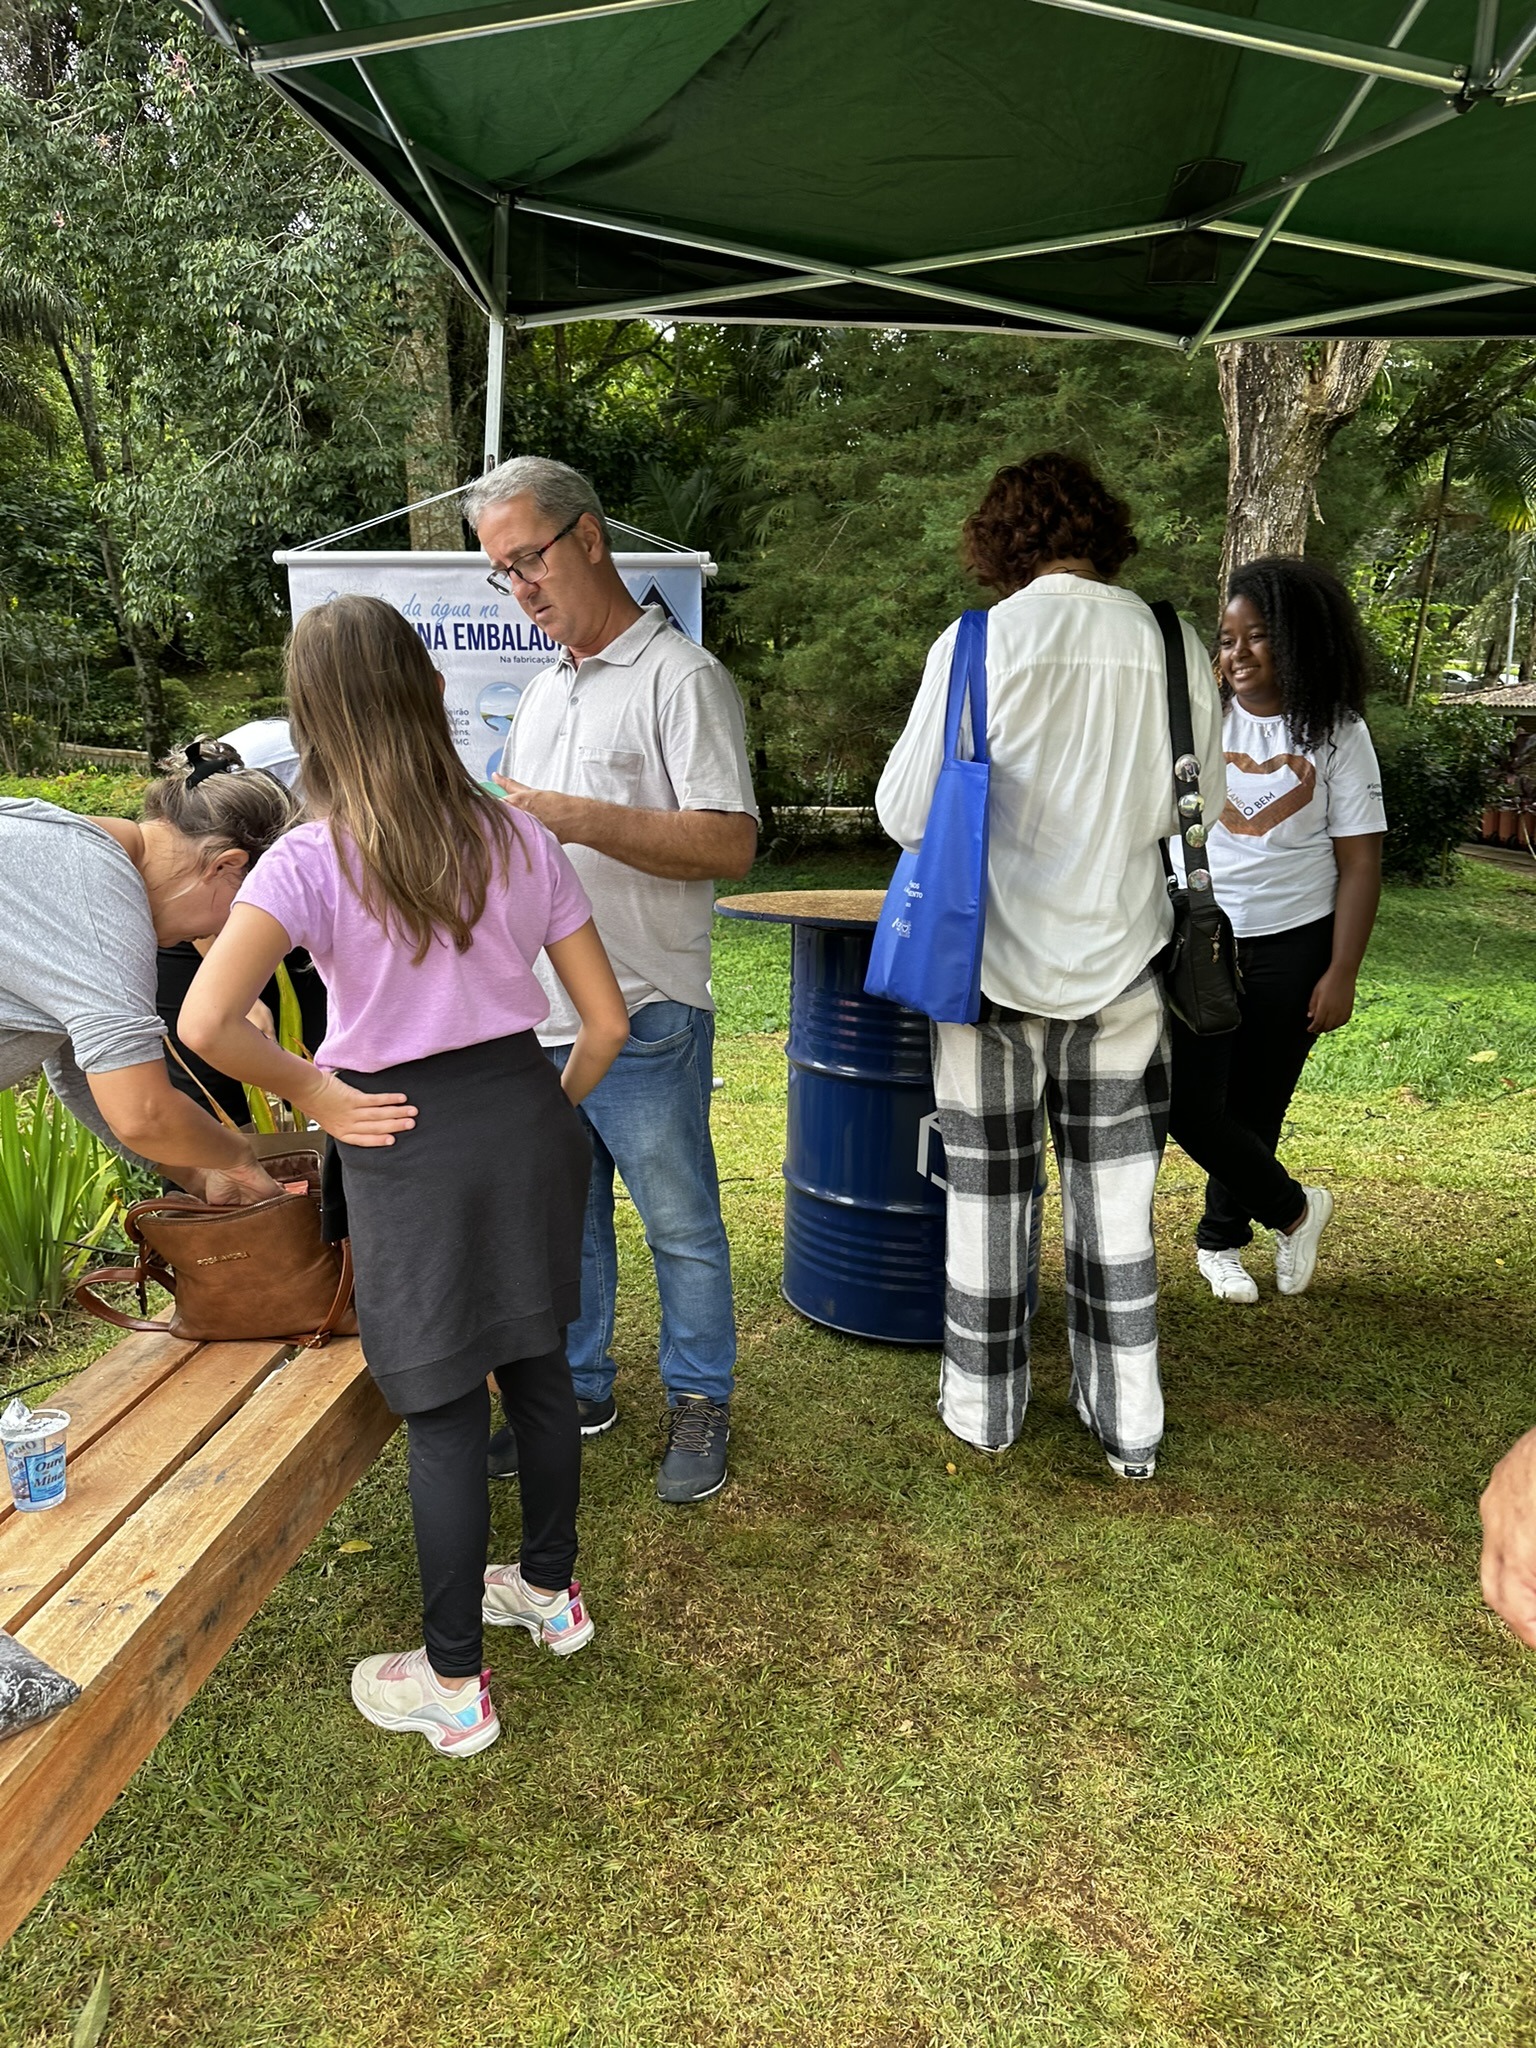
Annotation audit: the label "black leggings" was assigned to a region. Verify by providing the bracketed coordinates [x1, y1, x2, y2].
[406, 1340, 580, 1679]
[1168, 914, 1335, 1252]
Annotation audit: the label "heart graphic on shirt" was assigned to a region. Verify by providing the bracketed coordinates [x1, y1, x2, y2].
[1219, 751, 1316, 836]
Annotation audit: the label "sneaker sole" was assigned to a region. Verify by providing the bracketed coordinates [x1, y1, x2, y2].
[579, 1411, 618, 1438]
[349, 1682, 501, 1756]
[656, 1471, 728, 1505]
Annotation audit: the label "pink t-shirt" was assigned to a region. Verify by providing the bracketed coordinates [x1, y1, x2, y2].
[236, 813, 592, 1074]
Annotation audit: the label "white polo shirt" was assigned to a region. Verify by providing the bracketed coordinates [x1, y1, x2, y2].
[876, 575, 1226, 1021]
[504, 606, 758, 1043]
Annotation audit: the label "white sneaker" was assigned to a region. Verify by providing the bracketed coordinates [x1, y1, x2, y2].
[1274, 1186, 1335, 1296]
[349, 1646, 499, 1756]
[482, 1564, 594, 1655]
[1197, 1248, 1260, 1304]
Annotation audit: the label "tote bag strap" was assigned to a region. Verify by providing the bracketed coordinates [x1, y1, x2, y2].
[942, 610, 990, 767]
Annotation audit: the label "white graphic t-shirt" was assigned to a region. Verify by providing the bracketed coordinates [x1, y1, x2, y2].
[1204, 704, 1387, 937]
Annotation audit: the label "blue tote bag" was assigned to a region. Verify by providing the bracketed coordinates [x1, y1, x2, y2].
[865, 609, 990, 1024]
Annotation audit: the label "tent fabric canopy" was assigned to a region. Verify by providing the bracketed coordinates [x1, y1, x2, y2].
[196, 0, 1536, 345]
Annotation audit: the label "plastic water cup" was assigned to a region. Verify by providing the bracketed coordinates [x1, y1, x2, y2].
[1, 1407, 70, 1513]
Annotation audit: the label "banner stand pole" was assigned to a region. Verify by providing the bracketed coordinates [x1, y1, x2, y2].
[483, 315, 506, 471]
[484, 198, 509, 471]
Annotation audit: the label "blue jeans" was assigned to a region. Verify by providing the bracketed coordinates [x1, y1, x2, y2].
[546, 1001, 736, 1408]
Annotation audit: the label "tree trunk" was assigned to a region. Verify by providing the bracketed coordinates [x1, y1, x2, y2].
[1405, 444, 1453, 708]
[52, 332, 168, 759]
[1215, 339, 1390, 602]
[395, 255, 461, 550]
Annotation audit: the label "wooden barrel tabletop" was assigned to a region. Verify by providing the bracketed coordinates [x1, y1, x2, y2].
[714, 888, 887, 930]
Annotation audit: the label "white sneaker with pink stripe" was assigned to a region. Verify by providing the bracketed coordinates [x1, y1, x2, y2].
[482, 1564, 594, 1655]
[349, 1646, 499, 1756]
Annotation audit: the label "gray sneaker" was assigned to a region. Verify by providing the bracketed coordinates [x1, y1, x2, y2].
[657, 1396, 730, 1504]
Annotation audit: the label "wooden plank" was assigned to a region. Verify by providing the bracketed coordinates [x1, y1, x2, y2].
[0, 1339, 395, 1946]
[0, 1332, 202, 1536]
[0, 1338, 291, 1635]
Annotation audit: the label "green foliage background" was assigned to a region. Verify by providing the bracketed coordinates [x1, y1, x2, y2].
[0, 0, 1531, 841]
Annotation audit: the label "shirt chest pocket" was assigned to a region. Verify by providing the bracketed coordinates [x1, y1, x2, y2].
[577, 747, 645, 803]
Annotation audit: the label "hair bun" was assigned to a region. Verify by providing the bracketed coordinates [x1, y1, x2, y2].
[160, 735, 245, 788]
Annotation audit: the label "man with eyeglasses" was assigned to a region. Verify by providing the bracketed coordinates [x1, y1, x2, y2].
[465, 455, 759, 1505]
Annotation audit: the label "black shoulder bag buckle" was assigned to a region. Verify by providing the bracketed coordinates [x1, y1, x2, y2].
[1150, 600, 1242, 1037]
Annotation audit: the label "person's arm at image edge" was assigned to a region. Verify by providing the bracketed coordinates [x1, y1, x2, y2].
[1308, 833, 1383, 1034]
[545, 918, 630, 1105]
[179, 905, 419, 1148]
[1482, 1429, 1536, 1648]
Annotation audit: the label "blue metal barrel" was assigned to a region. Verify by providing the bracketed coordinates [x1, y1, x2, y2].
[782, 922, 946, 1344]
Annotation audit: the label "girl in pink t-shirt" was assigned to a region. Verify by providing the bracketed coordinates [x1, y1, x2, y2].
[182, 594, 628, 1758]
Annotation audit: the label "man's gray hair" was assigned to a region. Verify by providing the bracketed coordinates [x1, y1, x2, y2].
[463, 456, 610, 548]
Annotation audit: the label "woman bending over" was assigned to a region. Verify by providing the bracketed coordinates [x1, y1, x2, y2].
[1170, 556, 1385, 1304]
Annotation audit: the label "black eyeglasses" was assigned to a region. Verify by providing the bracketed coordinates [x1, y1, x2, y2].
[485, 513, 582, 594]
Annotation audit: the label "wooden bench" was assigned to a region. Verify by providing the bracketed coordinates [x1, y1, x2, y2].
[0, 1328, 396, 1943]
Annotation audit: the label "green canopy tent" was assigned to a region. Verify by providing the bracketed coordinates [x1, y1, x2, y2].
[189, 0, 1536, 456]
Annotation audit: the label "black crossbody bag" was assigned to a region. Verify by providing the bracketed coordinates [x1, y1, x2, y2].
[1149, 600, 1242, 1037]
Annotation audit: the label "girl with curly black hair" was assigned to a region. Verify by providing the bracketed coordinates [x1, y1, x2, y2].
[1170, 555, 1386, 1305]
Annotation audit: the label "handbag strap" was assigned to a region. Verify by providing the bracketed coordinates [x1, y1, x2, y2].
[164, 1033, 243, 1132]
[73, 1259, 176, 1332]
[942, 610, 990, 767]
[1150, 600, 1216, 899]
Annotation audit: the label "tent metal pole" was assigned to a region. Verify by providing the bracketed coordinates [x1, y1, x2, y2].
[1213, 277, 1520, 343]
[1025, 0, 1465, 91]
[1184, 98, 1467, 232]
[881, 220, 1173, 275]
[1185, 0, 1430, 350]
[509, 265, 1173, 342]
[317, 0, 497, 309]
[510, 196, 1181, 344]
[513, 271, 843, 325]
[248, 0, 695, 74]
[1473, 0, 1500, 83]
[483, 198, 509, 470]
[1207, 221, 1536, 290]
[1493, 11, 1536, 87]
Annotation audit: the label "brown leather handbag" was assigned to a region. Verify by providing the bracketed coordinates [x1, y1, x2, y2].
[76, 1146, 356, 1347]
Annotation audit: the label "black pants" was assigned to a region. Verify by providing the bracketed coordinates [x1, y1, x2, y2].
[1168, 914, 1335, 1252]
[406, 1339, 580, 1678]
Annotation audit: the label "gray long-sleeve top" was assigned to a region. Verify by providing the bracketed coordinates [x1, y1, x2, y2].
[0, 798, 167, 1155]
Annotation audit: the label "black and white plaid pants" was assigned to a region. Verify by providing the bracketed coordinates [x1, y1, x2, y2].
[931, 967, 1170, 1463]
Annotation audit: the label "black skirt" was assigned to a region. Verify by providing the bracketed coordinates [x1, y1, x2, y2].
[321, 1032, 590, 1415]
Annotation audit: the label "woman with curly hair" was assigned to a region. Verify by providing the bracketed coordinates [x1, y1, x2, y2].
[1170, 555, 1385, 1305]
[877, 452, 1225, 1481]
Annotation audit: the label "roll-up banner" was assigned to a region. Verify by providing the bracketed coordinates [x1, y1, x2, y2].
[276, 549, 713, 784]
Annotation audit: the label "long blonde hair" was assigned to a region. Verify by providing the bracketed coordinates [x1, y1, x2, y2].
[284, 594, 522, 962]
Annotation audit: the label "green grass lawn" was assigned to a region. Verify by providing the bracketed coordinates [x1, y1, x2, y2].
[3, 857, 1536, 2046]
